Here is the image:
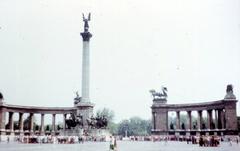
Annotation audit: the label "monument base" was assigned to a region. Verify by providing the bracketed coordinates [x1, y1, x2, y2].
[60, 127, 84, 136]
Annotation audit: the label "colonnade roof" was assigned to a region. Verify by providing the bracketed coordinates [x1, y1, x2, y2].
[151, 99, 238, 111]
[0, 103, 75, 114]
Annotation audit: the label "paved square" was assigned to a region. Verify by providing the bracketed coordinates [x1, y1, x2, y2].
[0, 141, 239, 151]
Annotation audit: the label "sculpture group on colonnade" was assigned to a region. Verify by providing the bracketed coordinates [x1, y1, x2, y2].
[65, 113, 108, 129]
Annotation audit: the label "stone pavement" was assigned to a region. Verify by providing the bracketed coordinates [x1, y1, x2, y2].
[0, 141, 239, 151]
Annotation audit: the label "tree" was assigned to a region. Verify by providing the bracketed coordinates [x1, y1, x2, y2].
[117, 117, 152, 136]
[96, 108, 114, 122]
[96, 107, 116, 132]
[118, 119, 130, 136]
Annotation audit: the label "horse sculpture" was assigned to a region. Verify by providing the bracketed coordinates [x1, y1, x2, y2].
[0, 92, 3, 100]
[65, 113, 83, 129]
[86, 115, 108, 129]
[149, 87, 168, 99]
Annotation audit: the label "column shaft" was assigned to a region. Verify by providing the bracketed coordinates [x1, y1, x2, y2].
[215, 109, 218, 129]
[19, 113, 23, 133]
[52, 114, 56, 134]
[9, 112, 14, 132]
[0, 108, 6, 135]
[197, 111, 202, 130]
[187, 111, 192, 130]
[81, 41, 90, 102]
[63, 114, 67, 131]
[29, 113, 34, 134]
[40, 114, 45, 135]
[176, 111, 180, 129]
[207, 110, 212, 129]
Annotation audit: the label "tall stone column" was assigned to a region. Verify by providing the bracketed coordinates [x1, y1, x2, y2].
[197, 110, 202, 130]
[29, 113, 34, 135]
[80, 15, 92, 103]
[187, 111, 192, 130]
[19, 113, 24, 135]
[176, 111, 180, 130]
[207, 110, 212, 129]
[52, 114, 56, 135]
[40, 114, 45, 135]
[9, 112, 14, 134]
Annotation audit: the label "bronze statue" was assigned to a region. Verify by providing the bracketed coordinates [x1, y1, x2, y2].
[65, 113, 83, 129]
[226, 84, 233, 93]
[82, 13, 91, 32]
[149, 87, 168, 99]
[0, 92, 3, 100]
[74, 91, 81, 104]
[224, 84, 236, 99]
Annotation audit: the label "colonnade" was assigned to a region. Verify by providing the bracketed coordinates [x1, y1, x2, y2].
[168, 109, 225, 131]
[2, 111, 69, 135]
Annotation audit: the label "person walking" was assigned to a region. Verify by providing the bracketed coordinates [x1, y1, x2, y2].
[109, 136, 117, 151]
[109, 136, 114, 151]
[113, 136, 117, 151]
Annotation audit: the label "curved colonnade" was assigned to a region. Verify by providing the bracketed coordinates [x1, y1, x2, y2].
[0, 102, 75, 136]
[151, 99, 238, 135]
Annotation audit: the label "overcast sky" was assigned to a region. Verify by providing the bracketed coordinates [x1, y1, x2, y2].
[0, 0, 240, 123]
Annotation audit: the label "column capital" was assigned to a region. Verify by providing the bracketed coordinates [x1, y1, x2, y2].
[81, 32, 92, 41]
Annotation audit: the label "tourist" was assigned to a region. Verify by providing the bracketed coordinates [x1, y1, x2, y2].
[113, 136, 117, 151]
[199, 136, 204, 147]
[109, 136, 114, 151]
[228, 138, 232, 146]
[7, 136, 10, 143]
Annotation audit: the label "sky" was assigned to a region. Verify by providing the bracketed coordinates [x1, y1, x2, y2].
[0, 0, 240, 123]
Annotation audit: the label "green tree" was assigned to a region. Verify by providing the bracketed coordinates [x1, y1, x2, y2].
[96, 107, 116, 133]
[96, 107, 114, 122]
[118, 119, 130, 136]
[117, 117, 152, 136]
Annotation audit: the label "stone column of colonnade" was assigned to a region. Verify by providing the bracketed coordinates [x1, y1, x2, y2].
[29, 113, 34, 135]
[52, 114, 56, 134]
[40, 114, 45, 135]
[207, 110, 213, 129]
[19, 113, 24, 134]
[187, 111, 192, 130]
[9, 112, 14, 134]
[63, 114, 67, 131]
[176, 111, 180, 130]
[197, 110, 203, 130]
[215, 109, 218, 129]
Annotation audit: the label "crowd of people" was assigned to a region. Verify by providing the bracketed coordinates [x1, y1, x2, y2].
[1, 135, 108, 144]
[1, 134, 239, 148]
